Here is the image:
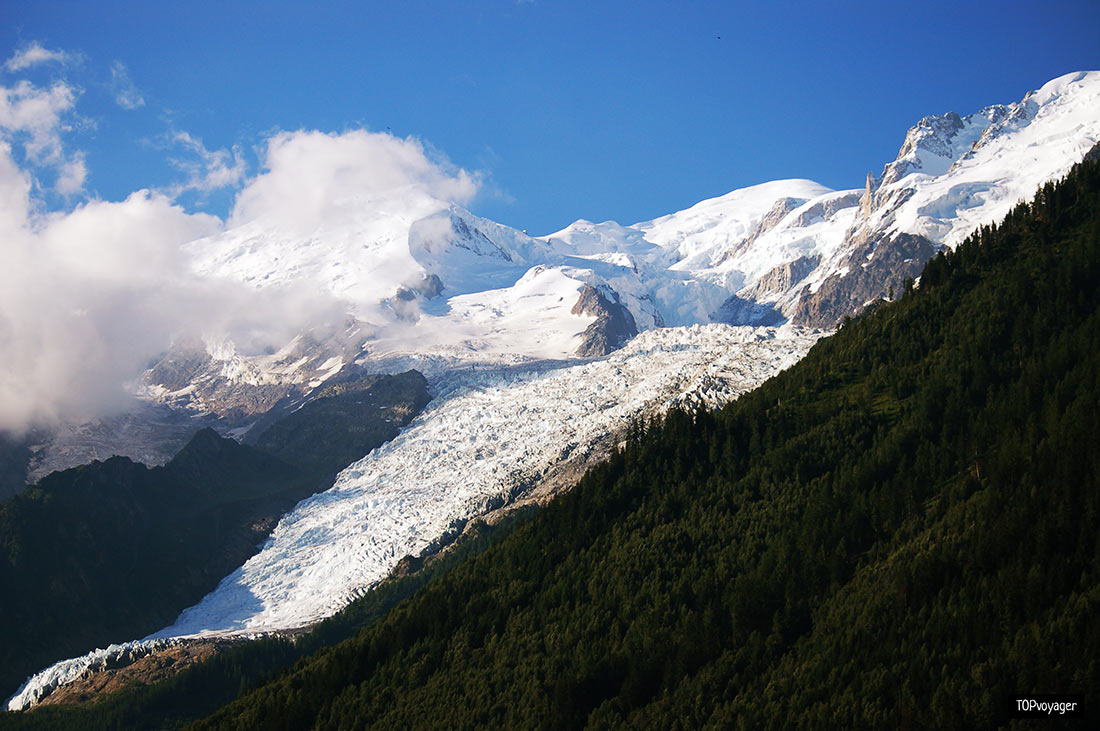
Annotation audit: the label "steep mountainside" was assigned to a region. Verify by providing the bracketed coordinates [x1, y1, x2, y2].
[164, 71, 1100, 401]
[247, 370, 430, 477]
[553, 72, 1100, 330]
[170, 142, 1098, 730]
[0, 431, 301, 703]
[794, 70, 1100, 325]
[3, 72, 1096, 722]
[0, 434, 31, 500]
[6, 325, 818, 712]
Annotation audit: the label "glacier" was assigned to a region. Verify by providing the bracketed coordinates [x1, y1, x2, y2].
[7, 324, 819, 711]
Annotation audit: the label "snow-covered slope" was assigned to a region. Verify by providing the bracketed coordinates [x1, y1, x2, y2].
[544, 180, 858, 327]
[547, 71, 1100, 330]
[635, 178, 836, 282]
[19, 70, 1098, 516]
[794, 71, 1100, 326]
[880, 71, 1100, 246]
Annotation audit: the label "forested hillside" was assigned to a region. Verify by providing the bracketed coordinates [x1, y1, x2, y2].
[6, 152, 1099, 729]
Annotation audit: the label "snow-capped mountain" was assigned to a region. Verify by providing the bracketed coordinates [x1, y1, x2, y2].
[20, 70, 1099, 495]
[553, 71, 1100, 329]
[796, 70, 1100, 325]
[114, 70, 1095, 436]
[9, 71, 1099, 711]
[7, 324, 818, 711]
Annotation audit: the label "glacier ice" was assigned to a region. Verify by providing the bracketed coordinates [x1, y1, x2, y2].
[7, 324, 818, 711]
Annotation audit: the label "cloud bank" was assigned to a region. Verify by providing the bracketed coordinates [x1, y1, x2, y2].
[230, 129, 479, 232]
[0, 152, 222, 430]
[0, 58, 483, 432]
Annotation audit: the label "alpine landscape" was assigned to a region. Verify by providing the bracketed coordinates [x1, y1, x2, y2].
[1, 3, 1098, 728]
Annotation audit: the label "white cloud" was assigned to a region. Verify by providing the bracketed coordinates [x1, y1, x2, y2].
[109, 60, 144, 110]
[0, 63, 386, 433]
[0, 146, 225, 430]
[0, 79, 78, 163]
[0, 140, 31, 232]
[0, 76, 87, 194]
[0, 136, 354, 432]
[4, 42, 71, 72]
[55, 153, 87, 195]
[230, 129, 479, 232]
[167, 130, 246, 194]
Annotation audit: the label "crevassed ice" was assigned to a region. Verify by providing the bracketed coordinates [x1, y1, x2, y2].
[8, 324, 818, 711]
[152, 324, 817, 637]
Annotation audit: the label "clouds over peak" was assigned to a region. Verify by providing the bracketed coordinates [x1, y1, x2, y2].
[0, 126, 486, 431]
[230, 129, 480, 231]
[0, 158, 225, 430]
[0, 42, 488, 432]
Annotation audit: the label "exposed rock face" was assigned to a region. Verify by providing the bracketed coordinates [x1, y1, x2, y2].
[741, 255, 821, 301]
[24, 403, 225, 484]
[788, 100, 1046, 330]
[34, 640, 228, 708]
[878, 111, 965, 188]
[711, 295, 785, 327]
[395, 273, 445, 302]
[859, 172, 877, 219]
[793, 232, 937, 327]
[409, 209, 517, 262]
[144, 324, 370, 431]
[571, 284, 638, 357]
[716, 196, 809, 266]
[145, 340, 212, 392]
[449, 214, 513, 261]
[1084, 139, 1100, 164]
[791, 191, 861, 227]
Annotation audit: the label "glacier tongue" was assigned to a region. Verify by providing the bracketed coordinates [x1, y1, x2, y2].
[8, 324, 818, 711]
[150, 325, 817, 637]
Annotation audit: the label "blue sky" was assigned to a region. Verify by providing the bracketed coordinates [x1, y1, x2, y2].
[2, 0, 1098, 235]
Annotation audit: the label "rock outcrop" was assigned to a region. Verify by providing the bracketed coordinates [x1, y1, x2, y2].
[571, 284, 638, 357]
[793, 232, 936, 327]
